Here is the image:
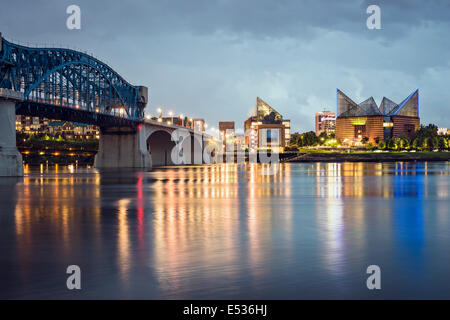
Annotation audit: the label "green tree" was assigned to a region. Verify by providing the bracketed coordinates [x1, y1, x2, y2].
[318, 131, 329, 145]
[420, 137, 428, 150]
[412, 124, 438, 143]
[438, 136, 448, 150]
[302, 131, 319, 146]
[396, 136, 410, 150]
[290, 132, 301, 146]
[431, 136, 439, 150]
[387, 138, 398, 150]
[366, 142, 375, 151]
[378, 141, 386, 150]
[412, 138, 419, 150]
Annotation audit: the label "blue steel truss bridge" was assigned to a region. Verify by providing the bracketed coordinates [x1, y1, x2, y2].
[0, 33, 209, 176]
[0, 33, 148, 128]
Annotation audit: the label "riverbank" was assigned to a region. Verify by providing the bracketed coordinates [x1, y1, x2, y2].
[18, 142, 97, 165]
[19, 150, 95, 165]
[284, 151, 450, 163]
[18, 150, 450, 165]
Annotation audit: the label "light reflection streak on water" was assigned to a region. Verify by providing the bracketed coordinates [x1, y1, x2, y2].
[152, 165, 241, 295]
[117, 198, 131, 286]
[315, 163, 345, 277]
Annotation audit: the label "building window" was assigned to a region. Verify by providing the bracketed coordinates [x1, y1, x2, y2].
[267, 129, 277, 143]
[405, 124, 415, 136]
[354, 125, 366, 138]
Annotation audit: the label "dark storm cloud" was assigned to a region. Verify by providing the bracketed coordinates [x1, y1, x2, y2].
[2, 0, 450, 41]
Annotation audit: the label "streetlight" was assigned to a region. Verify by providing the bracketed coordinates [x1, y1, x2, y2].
[157, 108, 162, 118]
[169, 110, 174, 125]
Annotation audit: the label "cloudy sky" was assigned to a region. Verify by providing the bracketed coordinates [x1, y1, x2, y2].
[1, 0, 450, 132]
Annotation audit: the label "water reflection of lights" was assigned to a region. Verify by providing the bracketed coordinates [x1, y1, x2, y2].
[117, 198, 131, 284]
[14, 165, 101, 279]
[152, 165, 241, 292]
[314, 163, 345, 276]
[8, 162, 450, 298]
[247, 163, 292, 277]
[150, 163, 295, 291]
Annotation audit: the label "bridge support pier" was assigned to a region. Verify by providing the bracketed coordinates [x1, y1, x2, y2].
[0, 89, 24, 177]
[94, 126, 152, 169]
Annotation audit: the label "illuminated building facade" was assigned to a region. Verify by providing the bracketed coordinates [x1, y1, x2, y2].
[16, 115, 99, 139]
[438, 128, 449, 136]
[315, 111, 336, 136]
[219, 121, 235, 149]
[47, 121, 99, 140]
[15, 115, 49, 133]
[235, 133, 245, 150]
[335, 89, 420, 145]
[192, 118, 205, 132]
[244, 97, 290, 152]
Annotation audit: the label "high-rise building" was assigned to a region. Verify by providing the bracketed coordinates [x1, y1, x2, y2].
[315, 111, 336, 136]
[244, 97, 290, 152]
[192, 118, 205, 132]
[219, 121, 235, 148]
[335, 89, 420, 145]
[235, 133, 246, 150]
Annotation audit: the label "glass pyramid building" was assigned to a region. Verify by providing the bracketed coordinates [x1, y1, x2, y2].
[337, 89, 419, 118]
[245, 97, 291, 151]
[253, 97, 283, 123]
[335, 89, 420, 144]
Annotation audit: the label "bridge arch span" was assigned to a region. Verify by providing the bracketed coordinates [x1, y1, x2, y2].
[24, 61, 132, 117]
[145, 126, 205, 166]
[146, 129, 176, 166]
[1, 36, 146, 123]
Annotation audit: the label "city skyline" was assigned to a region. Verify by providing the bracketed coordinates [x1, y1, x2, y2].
[1, 0, 450, 133]
[1, 0, 450, 304]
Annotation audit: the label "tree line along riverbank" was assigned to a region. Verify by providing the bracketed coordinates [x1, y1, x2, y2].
[283, 151, 450, 163]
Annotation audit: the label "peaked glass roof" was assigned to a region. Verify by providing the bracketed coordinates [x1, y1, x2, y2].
[253, 97, 283, 123]
[337, 89, 419, 118]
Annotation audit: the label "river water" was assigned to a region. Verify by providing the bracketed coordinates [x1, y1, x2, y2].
[1, 162, 449, 299]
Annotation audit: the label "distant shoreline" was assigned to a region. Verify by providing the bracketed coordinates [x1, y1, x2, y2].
[284, 151, 450, 163]
[18, 149, 450, 165]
